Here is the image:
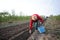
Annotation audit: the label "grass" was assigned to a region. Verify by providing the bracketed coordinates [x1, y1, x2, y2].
[54, 15, 60, 21]
[49, 15, 60, 21]
[0, 16, 30, 23]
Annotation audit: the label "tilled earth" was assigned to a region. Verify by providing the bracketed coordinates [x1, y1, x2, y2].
[28, 18, 60, 40]
[0, 22, 34, 40]
[0, 18, 60, 40]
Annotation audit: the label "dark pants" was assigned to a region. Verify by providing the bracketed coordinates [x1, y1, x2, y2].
[33, 20, 40, 30]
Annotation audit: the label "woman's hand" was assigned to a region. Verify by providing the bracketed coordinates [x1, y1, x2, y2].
[29, 30, 32, 34]
[40, 22, 42, 24]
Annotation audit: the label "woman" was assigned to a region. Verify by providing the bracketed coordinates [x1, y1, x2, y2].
[29, 14, 44, 34]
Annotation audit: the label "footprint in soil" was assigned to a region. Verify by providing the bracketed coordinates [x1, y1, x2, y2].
[40, 34, 57, 40]
[29, 34, 57, 40]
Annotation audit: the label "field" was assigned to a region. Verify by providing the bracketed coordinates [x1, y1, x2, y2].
[0, 14, 60, 40]
[44, 15, 60, 40]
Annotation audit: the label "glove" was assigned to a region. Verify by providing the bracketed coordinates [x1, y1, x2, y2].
[29, 30, 32, 34]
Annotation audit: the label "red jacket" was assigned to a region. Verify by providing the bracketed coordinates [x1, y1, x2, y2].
[29, 14, 44, 30]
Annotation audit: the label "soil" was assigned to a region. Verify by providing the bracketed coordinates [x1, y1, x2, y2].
[0, 18, 60, 40]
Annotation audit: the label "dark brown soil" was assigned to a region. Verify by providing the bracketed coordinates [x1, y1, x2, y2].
[0, 22, 32, 40]
[0, 18, 60, 40]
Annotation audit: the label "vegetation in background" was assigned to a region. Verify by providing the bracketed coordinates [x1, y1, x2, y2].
[50, 15, 60, 21]
[54, 15, 60, 21]
[0, 11, 30, 23]
[0, 11, 60, 23]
